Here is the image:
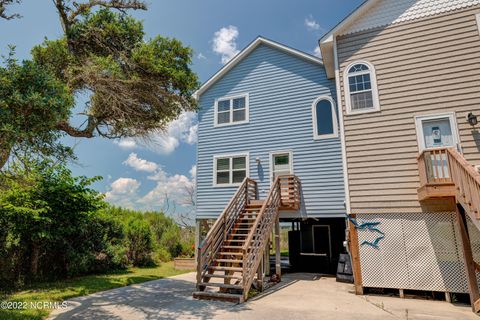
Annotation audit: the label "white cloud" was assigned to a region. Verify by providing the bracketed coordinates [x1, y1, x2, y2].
[197, 53, 207, 60]
[140, 167, 195, 210]
[305, 15, 320, 31]
[149, 112, 198, 154]
[112, 112, 198, 155]
[123, 153, 158, 173]
[189, 165, 197, 180]
[212, 25, 240, 64]
[313, 46, 322, 58]
[105, 177, 141, 209]
[114, 138, 137, 150]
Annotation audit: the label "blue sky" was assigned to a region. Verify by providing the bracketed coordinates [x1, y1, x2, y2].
[0, 0, 363, 213]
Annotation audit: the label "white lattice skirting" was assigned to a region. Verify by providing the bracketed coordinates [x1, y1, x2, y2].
[356, 212, 480, 293]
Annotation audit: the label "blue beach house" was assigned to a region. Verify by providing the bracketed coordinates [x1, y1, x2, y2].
[193, 37, 346, 302]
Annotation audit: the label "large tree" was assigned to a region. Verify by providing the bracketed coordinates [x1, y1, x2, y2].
[0, 0, 198, 169]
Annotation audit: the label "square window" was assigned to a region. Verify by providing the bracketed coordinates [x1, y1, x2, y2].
[233, 109, 245, 122]
[216, 158, 230, 171]
[217, 112, 230, 124]
[218, 100, 230, 112]
[215, 95, 248, 126]
[233, 97, 245, 109]
[216, 171, 230, 184]
[232, 157, 246, 169]
[232, 170, 246, 183]
[215, 155, 248, 186]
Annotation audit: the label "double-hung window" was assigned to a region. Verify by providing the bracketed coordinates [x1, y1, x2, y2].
[344, 61, 380, 114]
[214, 154, 249, 186]
[215, 94, 249, 126]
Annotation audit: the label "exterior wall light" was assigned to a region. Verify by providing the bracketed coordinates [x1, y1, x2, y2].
[256, 157, 261, 165]
[467, 112, 478, 126]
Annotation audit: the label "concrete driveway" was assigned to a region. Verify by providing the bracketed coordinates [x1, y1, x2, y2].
[49, 272, 477, 320]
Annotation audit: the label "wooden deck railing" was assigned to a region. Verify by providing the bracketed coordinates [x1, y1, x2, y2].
[196, 177, 257, 289]
[241, 176, 283, 301]
[447, 148, 480, 220]
[418, 147, 480, 219]
[279, 175, 301, 210]
[417, 148, 456, 200]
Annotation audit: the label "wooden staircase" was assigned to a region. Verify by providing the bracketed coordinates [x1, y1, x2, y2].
[417, 147, 480, 312]
[193, 175, 300, 303]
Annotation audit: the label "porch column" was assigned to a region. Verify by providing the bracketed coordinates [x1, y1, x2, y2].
[275, 217, 281, 279]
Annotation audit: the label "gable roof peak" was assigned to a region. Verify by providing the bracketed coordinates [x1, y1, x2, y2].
[194, 36, 323, 99]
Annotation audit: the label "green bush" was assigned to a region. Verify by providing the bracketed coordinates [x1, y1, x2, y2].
[0, 159, 195, 290]
[0, 160, 125, 289]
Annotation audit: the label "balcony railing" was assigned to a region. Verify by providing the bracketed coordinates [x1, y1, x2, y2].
[417, 148, 456, 200]
[278, 175, 301, 210]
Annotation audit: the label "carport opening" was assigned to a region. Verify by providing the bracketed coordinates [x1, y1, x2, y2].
[269, 218, 347, 275]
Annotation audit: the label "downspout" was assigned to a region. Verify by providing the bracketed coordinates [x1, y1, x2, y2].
[332, 36, 354, 263]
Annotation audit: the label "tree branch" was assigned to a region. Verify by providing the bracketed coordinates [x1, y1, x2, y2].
[0, 0, 21, 20]
[69, 0, 146, 23]
[56, 118, 96, 138]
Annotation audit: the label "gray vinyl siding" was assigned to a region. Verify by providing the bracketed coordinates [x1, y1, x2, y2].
[337, 6, 480, 214]
[196, 44, 345, 219]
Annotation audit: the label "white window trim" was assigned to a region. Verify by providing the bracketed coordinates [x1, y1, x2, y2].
[269, 150, 294, 185]
[311, 96, 339, 140]
[343, 60, 380, 115]
[213, 93, 249, 127]
[414, 112, 461, 152]
[213, 152, 250, 187]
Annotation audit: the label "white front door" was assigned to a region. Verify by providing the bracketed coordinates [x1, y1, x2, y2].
[271, 152, 292, 182]
[415, 113, 460, 179]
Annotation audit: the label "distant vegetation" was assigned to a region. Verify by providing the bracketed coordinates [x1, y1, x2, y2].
[0, 158, 194, 291]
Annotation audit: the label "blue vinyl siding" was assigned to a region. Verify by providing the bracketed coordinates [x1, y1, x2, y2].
[196, 43, 345, 219]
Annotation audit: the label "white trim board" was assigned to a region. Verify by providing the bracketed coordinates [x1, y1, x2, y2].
[194, 37, 323, 99]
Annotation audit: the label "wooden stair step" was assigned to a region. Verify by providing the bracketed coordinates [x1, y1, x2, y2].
[218, 251, 243, 255]
[209, 266, 242, 272]
[215, 259, 243, 264]
[203, 273, 243, 280]
[193, 291, 243, 303]
[222, 245, 244, 249]
[198, 282, 243, 290]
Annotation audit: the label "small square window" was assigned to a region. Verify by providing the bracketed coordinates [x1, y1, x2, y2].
[215, 94, 248, 126]
[214, 155, 248, 186]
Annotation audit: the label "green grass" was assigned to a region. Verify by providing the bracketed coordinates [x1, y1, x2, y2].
[0, 262, 191, 320]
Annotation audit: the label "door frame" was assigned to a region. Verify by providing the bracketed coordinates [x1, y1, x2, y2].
[269, 150, 294, 185]
[312, 225, 332, 261]
[414, 112, 461, 152]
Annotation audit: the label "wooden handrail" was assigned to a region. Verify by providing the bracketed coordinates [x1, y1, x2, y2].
[196, 177, 257, 289]
[446, 148, 480, 219]
[241, 174, 300, 300]
[418, 147, 480, 219]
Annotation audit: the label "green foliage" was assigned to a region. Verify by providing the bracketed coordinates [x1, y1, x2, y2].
[0, 53, 74, 167]
[1, 2, 199, 170]
[0, 159, 195, 290]
[0, 160, 125, 288]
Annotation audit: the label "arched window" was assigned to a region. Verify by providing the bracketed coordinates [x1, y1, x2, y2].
[312, 96, 338, 139]
[344, 61, 379, 114]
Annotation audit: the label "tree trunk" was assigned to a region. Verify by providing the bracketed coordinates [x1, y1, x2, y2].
[30, 242, 40, 278]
